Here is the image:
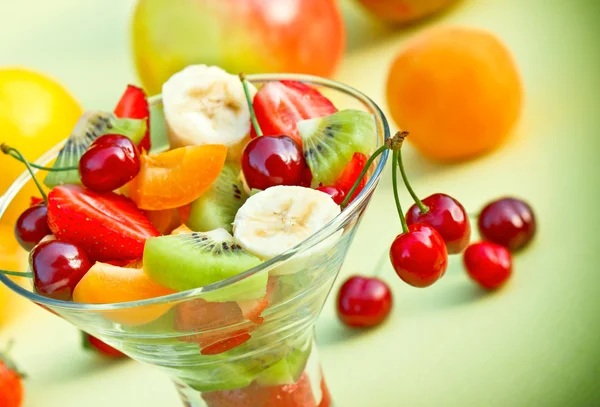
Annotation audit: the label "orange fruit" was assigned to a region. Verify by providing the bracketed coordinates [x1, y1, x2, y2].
[386, 26, 523, 162]
[145, 204, 191, 235]
[73, 261, 175, 326]
[0, 68, 82, 225]
[128, 144, 227, 210]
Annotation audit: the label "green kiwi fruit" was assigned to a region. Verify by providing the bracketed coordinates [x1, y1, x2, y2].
[298, 109, 376, 188]
[143, 228, 267, 302]
[186, 163, 248, 234]
[43, 111, 147, 188]
[254, 345, 312, 386]
[148, 102, 170, 154]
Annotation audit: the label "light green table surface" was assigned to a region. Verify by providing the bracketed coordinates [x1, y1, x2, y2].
[1, 0, 599, 406]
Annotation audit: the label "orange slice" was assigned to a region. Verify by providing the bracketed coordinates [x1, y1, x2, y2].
[73, 261, 175, 326]
[145, 204, 191, 234]
[128, 144, 227, 210]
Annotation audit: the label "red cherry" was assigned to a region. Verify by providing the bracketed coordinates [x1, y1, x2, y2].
[241, 135, 311, 190]
[478, 197, 536, 251]
[336, 276, 392, 328]
[79, 134, 140, 192]
[316, 186, 345, 205]
[406, 193, 471, 254]
[30, 240, 92, 300]
[389, 223, 448, 288]
[14, 204, 51, 251]
[335, 152, 367, 204]
[83, 333, 126, 358]
[463, 242, 512, 290]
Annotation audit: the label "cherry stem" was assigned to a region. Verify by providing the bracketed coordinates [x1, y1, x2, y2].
[392, 150, 409, 234]
[396, 137, 428, 214]
[1, 144, 47, 204]
[7, 150, 77, 171]
[239, 73, 263, 137]
[340, 144, 388, 209]
[0, 269, 33, 278]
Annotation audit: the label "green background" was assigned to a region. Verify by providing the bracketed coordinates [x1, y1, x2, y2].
[1, 0, 599, 406]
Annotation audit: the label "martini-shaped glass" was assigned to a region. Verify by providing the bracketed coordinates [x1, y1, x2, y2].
[0, 74, 390, 407]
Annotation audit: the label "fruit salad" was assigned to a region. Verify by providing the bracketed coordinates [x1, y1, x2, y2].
[1, 65, 380, 406]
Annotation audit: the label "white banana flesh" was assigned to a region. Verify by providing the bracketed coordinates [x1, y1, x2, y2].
[233, 186, 342, 275]
[162, 64, 256, 150]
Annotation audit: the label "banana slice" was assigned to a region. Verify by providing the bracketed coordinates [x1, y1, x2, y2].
[233, 186, 342, 275]
[162, 64, 256, 150]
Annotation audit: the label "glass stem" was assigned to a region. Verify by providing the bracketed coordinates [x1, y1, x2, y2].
[239, 73, 263, 137]
[392, 150, 409, 234]
[340, 144, 388, 209]
[397, 146, 428, 214]
[1, 144, 48, 204]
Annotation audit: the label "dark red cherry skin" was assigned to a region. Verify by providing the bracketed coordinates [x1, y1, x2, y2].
[463, 242, 512, 290]
[30, 240, 92, 300]
[241, 135, 311, 190]
[337, 276, 392, 328]
[79, 134, 140, 192]
[316, 185, 346, 205]
[14, 204, 51, 250]
[478, 197, 536, 252]
[389, 223, 448, 288]
[406, 193, 470, 254]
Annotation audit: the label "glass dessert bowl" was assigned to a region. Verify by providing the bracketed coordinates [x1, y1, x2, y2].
[0, 73, 390, 407]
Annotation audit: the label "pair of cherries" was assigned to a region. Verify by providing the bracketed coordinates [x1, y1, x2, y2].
[336, 132, 537, 328]
[3, 132, 139, 301]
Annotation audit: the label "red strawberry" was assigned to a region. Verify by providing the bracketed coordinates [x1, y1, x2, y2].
[29, 196, 44, 207]
[82, 332, 126, 358]
[202, 372, 318, 407]
[335, 152, 368, 204]
[46, 185, 159, 262]
[252, 80, 337, 146]
[114, 85, 150, 151]
[237, 277, 278, 324]
[0, 347, 24, 407]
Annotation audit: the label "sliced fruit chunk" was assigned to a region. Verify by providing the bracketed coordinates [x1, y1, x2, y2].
[44, 111, 147, 188]
[298, 109, 376, 188]
[114, 85, 150, 151]
[145, 204, 190, 235]
[255, 346, 312, 386]
[187, 163, 248, 233]
[47, 185, 159, 262]
[335, 152, 368, 203]
[202, 372, 318, 407]
[143, 229, 267, 301]
[252, 81, 337, 146]
[73, 261, 175, 325]
[128, 144, 227, 210]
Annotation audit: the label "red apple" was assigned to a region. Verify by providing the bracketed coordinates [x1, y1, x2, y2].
[132, 0, 345, 94]
[356, 0, 460, 23]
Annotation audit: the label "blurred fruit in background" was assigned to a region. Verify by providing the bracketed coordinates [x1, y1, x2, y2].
[0, 224, 27, 327]
[0, 68, 80, 325]
[356, 0, 460, 23]
[0, 68, 82, 225]
[386, 27, 522, 162]
[132, 0, 345, 95]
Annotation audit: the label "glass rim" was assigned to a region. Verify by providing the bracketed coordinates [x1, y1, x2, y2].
[0, 73, 390, 311]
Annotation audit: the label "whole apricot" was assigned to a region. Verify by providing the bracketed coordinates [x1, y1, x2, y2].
[386, 27, 523, 162]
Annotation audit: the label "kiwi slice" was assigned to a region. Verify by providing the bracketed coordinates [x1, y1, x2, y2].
[298, 109, 377, 188]
[143, 229, 267, 302]
[186, 163, 248, 234]
[43, 111, 147, 188]
[254, 345, 312, 386]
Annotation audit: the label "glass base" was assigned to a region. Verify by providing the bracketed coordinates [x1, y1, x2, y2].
[174, 343, 331, 407]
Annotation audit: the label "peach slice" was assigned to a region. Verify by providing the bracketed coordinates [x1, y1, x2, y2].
[128, 144, 227, 210]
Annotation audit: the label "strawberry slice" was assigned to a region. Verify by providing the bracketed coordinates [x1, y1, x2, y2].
[237, 276, 278, 324]
[335, 152, 368, 204]
[46, 185, 159, 262]
[202, 372, 318, 407]
[114, 85, 151, 151]
[252, 80, 337, 146]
